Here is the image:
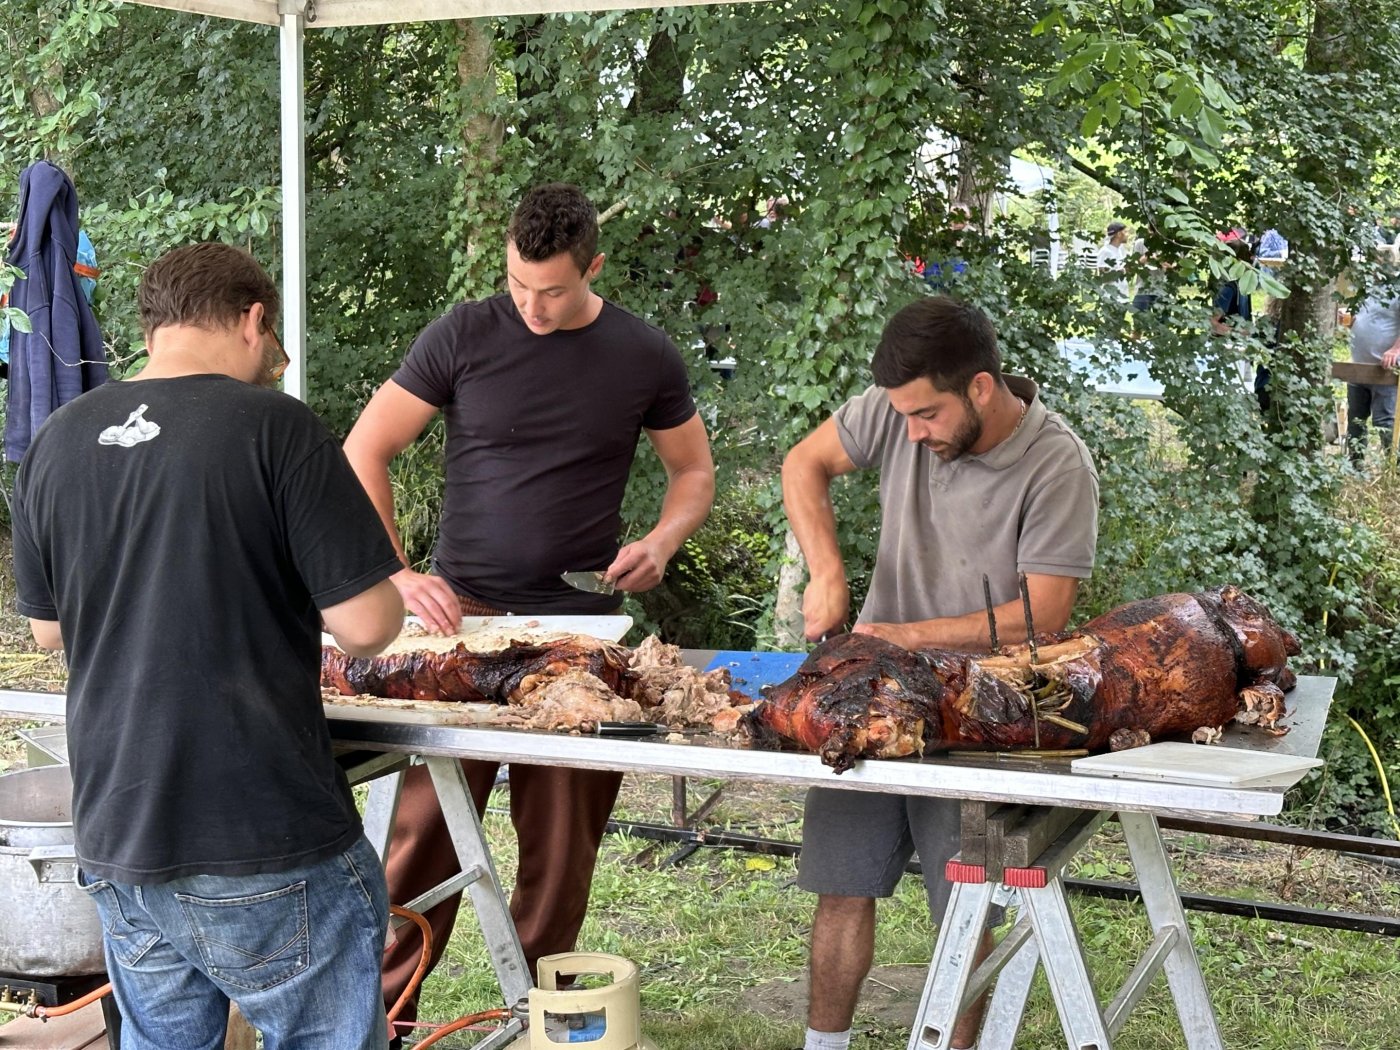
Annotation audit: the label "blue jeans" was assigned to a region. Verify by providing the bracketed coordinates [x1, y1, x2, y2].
[1347, 382, 1397, 462]
[79, 834, 389, 1050]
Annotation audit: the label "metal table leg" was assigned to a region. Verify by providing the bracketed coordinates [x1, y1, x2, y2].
[906, 807, 1224, 1050]
[1119, 811, 1225, 1050]
[907, 882, 997, 1049]
[361, 757, 531, 1047]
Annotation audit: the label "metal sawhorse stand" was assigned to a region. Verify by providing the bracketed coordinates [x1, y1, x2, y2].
[344, 752, 532, 1048]
[909, 805, 1224, 1050]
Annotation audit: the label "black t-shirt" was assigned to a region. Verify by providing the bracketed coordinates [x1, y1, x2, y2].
[394, 294, 696, 612]
[12, 376, 400, 883]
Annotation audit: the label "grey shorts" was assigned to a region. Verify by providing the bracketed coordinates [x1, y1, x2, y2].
[796, 788, 969, 921]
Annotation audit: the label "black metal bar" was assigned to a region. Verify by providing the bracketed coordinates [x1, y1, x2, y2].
[1152, 816, 1400, 861]
[600, 818, 1400, 938]
[1065, 878, 1400, 937]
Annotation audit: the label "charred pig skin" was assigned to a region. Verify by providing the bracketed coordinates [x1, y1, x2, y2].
[745, 586, 1300, 771]
[744, 634, 946, 773]
[321, 638, 637, 703]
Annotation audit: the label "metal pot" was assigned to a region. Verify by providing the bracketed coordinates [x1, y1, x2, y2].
[0, 765, 105, 976]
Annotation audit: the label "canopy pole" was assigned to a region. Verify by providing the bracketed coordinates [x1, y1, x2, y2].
[279, 0, 307, 401]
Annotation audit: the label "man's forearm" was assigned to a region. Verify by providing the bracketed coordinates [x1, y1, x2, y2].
[643, 465, 714, 559]
[861, 577, 1080, 651]
[344, 453, 410, 568]
[782, 460, 844, 583]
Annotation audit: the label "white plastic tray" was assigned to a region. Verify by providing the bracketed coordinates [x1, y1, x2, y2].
[1071, 741, 1323, 789]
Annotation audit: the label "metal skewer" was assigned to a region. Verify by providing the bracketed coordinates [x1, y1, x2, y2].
[1019, 573, 1040, 748]
[982, 574, 999, 652]
[1019, 573, 1039, 665]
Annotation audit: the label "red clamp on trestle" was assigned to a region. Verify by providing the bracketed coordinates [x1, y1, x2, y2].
[945, 858, 1051, 889]
[945, 859, 987, 883]
[1001, 866, 1049, 889]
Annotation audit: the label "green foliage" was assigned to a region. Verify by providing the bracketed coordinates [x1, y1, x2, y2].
[389, 417, 446, 573]
[627, 474, 773, 650]
[7, 0, 1400, 831]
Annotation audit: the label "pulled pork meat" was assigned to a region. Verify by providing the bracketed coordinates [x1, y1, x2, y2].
[628, 635, 744, 728]
[494, 669, 645, 732]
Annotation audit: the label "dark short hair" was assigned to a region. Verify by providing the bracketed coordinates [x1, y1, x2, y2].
[1107, 221, 1127, 236]
[871, 296, 1000, 392]
[507, 183, 599, 273]
[138, 243, 279, 337]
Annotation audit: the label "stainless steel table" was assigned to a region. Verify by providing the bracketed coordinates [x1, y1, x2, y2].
[0, 675, 1336, 1049]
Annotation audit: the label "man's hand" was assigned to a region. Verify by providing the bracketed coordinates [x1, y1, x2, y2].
[391, 567, 460, 635]
[801, 577, 850, 642]
[1383, 345, 1400, 369]
[606, 539, 670, 593]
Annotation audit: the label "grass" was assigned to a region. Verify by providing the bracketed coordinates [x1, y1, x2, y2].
[390, 777, 1400, 1049]
[0, 730, 1397, 1047]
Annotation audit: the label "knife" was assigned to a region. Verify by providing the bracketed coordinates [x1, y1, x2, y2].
[560, 570, 616, 596]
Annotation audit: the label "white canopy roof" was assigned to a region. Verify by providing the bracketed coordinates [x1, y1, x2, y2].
[129, 0, 746, 29]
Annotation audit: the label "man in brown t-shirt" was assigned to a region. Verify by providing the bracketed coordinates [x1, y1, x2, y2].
[344, 183, 714, 1040]
[782, 295, 1098, 1050]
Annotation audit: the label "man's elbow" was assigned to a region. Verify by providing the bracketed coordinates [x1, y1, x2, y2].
[324, 580, 404, 657]
[29, 619, 64, 651]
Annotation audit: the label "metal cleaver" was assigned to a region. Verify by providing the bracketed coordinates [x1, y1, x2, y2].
[560, 570, 616, 596]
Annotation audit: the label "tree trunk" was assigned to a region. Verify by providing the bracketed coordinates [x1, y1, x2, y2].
[29, 57, 70, 176]
[454, 19, 506, 284]
[631, 23, 690, 117]
[773, 529, 808, 650]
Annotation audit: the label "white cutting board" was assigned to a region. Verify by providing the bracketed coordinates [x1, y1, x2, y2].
[323, 614, 633, 654]
[323, 695, 503, 725]
[1071, 742, 1323, 789]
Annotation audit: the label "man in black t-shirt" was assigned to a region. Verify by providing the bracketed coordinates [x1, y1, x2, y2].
[12, 243, 404, 1050]
[344, 183, 715, 1033]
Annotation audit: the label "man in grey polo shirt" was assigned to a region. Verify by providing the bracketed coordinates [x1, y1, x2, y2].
[781, 295, 1098, 1050]
[1345, 290, 1400, 464]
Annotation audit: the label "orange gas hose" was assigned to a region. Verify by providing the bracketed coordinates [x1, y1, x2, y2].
[25, 906, 437, 1030]
[411, 1008, 513, 1048]
[386, 905, 434, 1027]
[32, 982, 111, 1019]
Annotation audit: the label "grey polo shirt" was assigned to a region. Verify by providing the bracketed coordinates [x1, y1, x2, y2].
[834, 376, 1099, 625]
[1350, 295, 1400, 365]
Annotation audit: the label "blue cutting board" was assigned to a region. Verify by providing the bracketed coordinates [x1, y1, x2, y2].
[704, 650, 806, 700]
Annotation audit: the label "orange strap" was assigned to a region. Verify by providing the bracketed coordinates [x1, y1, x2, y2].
[73, 262, 100, 280]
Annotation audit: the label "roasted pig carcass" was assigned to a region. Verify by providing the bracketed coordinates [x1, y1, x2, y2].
[321, 636, 637, 703]
[745, 586, 1300, 772]
[321, 632, 753, 735]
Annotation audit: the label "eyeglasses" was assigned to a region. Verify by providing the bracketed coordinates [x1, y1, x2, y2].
[262, 318, 290, 382]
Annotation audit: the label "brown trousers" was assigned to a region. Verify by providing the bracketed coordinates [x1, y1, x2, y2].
[380, 592, 625, 1024]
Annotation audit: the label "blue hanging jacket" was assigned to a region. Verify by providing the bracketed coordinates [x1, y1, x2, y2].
[4, 161, 108, 462]
[0, 229, 96, 366]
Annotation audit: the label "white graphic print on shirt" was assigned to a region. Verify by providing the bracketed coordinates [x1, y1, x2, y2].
[98, 404, 160, 447]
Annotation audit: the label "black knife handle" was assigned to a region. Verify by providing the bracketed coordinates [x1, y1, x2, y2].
[597, 721, 665, 738]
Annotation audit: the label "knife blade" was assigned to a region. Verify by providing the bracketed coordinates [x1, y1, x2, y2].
[560, 570, 616, 596]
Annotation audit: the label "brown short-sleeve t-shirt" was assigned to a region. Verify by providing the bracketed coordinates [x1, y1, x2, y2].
[394, 294, 696, 612]
[834, 376, 1098, 625]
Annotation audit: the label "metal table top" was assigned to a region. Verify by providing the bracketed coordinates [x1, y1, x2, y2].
[0, 676, 1335, 821]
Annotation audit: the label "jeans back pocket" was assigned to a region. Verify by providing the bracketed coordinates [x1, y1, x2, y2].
[175, 881, 310, 993]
